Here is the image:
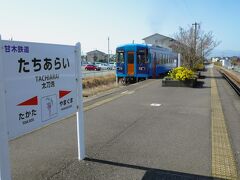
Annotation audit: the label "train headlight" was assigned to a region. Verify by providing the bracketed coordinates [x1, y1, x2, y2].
[117, 67, 123, 70]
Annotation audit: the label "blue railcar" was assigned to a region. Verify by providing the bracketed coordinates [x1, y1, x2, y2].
[116, 44, 178, 83]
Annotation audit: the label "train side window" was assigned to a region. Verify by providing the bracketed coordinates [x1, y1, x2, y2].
[154, 52, 157, 64]
[117, 51, 124, 63]
[159, 54, 162, 64]
[145, 49, 149, 63]
[137, 49, 147, 64]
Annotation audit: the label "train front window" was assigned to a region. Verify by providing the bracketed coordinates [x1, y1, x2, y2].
[117, 51, 124, 63]
[137, 49, 148, 64]
[127, 52, 134, 64]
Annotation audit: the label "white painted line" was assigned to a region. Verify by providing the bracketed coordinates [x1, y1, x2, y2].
[126, 91, 135, 95]
[150, 103, 162, 107]
[121, 90, 128, 94]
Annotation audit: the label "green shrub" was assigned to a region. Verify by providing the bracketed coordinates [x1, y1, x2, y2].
[168, 67, 195, 81]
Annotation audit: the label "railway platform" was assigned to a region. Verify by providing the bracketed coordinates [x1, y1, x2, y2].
[9, 67, 240, 180]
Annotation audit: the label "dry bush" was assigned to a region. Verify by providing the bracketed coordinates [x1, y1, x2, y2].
[82, 74, 119, 97]
[82, 74, 116, 89]
[83, 83, 119, 97]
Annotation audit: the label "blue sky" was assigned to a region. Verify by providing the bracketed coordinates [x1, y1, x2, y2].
[1, 0, 240, 55]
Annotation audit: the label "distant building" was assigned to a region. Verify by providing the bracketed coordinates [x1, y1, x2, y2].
[211, 57, 220, 62]
[142, 33, 177, 50]
[219, 57, 232, 69]
[86, 50, 107, 63]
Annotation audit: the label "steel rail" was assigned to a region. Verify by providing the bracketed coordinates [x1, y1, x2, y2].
[220, 70, 240, 96]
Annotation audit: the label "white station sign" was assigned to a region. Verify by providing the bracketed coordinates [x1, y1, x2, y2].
[0, 38, 85, 180]
[1, 40, 78, 139]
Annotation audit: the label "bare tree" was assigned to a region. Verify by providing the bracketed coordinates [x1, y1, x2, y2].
[172, 24, 220, 69]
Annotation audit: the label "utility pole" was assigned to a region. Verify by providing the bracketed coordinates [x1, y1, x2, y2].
[192, 22, 200, 55]
[192, 22, 200, 68]
[107, 37, 110, 64]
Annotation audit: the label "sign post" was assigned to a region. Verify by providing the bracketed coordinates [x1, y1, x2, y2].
[75, 43, 85, 160]
[0, 35, 11, 180]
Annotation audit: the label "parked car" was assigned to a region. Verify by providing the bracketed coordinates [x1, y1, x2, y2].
[109, 62, 116, 70]
[85, 64, 101, 71]
[98, 63, 112, 70]
[94, 62, 102, 67]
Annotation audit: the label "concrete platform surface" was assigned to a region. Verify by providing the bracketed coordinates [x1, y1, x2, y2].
[9, 68, 239, 180]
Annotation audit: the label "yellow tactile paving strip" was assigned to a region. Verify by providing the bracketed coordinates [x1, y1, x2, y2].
[211, 69, 238, 179]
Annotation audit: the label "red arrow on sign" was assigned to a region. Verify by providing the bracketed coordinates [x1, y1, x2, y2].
[59, 90, 71, 98]
[17, 96, 38, 106]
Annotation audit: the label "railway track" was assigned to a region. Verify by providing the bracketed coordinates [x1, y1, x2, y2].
[218, 68, 240, 96]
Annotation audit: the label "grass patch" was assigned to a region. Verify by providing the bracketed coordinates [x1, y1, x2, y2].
[82, 74, 119, 97]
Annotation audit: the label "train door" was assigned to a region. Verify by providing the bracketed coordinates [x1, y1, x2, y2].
[127, 51, 134, 75]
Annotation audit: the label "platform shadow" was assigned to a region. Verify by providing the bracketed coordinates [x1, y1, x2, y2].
[85, 158, 222, 180]
[142, 169, 221, 180]
[194, 81, 205, 88]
